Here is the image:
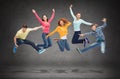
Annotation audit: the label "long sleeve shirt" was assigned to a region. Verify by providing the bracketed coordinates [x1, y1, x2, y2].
[70, 8, 92, 31]
[47, 22, 71, 39]
[84, 22, 107, 41]
[33, 10, 55, 33]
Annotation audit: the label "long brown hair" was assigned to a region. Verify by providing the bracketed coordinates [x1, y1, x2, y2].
[58, 18, 69, 26]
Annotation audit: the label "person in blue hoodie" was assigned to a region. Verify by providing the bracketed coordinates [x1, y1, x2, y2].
[76, 18, 107, 54]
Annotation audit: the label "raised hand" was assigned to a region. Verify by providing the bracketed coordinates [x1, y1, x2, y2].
[32, 9, 36, 13]
[52, 9, 55, 12]
[102, 18, 107, 22]
[70, 4, 73, 8]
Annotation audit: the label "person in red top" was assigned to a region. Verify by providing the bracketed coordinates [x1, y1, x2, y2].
[32, 9, 55, 51]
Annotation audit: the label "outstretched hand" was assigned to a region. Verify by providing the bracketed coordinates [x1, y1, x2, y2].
[102, 18, 107, 22]
[15, 43, 18, 48]
[52, 9, 55, 12]
[79, 34, 84, 37]
[70, 4, 73, 8]
[32, 9, 36, 13]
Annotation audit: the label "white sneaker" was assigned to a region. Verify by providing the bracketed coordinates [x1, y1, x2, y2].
[76, 48, 82, 54]
[38, 49, 46, 54]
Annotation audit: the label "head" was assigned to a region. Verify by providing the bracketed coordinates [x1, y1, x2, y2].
[42, 15, 48, 22]
[22, 24, 27, 32]
[91, 24, 98, 31]
[58, 18, 68, 26]
[76, 13, 81, 19]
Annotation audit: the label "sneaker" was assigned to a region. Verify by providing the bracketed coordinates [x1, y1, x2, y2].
[83, 37, 90, 47]
[38, 49, 46, 54]
[76, 48, 82, 54]
[85, 37, 90, 43]
[13, 46, 17, 54]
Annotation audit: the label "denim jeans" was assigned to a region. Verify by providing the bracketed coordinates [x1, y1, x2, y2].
[57, 39, 70, 52]
[16, 38, 41, 51]
[81, 41, 105, 53]
[72, 31, 85, 44]
[37, 33, 52, 49]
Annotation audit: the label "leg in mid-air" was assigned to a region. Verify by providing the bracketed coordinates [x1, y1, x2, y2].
[64, 39, 70, 51]
[76, 42, 101, 54]
[72, 31, 90, 47]
[100, 42, 105, 54]
[57, 40, 65, 52]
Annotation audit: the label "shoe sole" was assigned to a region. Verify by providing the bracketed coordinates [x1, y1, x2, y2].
[76, 48, 81, 54]
[39, 49, 46, 54]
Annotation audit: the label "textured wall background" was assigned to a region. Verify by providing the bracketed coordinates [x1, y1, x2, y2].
[0, 0, 119, 67]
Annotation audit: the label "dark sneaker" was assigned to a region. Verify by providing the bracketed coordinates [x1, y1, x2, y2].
[76, 48, 82, 54]
[83, 37, 90, 47]
[85, 37, 90, 43]
[38, 49, 46, 54]
[13, 46, 17, 54]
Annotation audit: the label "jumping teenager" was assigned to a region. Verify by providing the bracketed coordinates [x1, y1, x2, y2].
[13, 24, 45, 54]
[32, 8, 55, 50]
[69, 4, 93, 47]
[76, 18, 107, 54]
[46, 18, 71, 52]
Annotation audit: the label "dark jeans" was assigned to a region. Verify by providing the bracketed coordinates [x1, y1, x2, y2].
[72, 31, 85, 44]
[37, 33, 52, 49]
[16, 38, 41, 51]
[57, 39, 70, 52]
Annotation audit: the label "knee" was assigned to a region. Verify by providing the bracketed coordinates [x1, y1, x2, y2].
[44, 44, 48, 48]
[72, 40, 76, 44]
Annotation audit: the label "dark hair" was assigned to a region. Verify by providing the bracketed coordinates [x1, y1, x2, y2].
[22, 24, 27, 28]
[58, 18, 68, 26]
[91, 23, 98, 27]
[42, 15, 48, 22]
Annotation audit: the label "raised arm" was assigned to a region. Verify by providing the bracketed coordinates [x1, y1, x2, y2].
[69, 5, 76, 19]
[66, 21, 71, 28]
[99, 18, 107, 29]
[48, 9, 55, 23]
[32, 9, 43, 24]
[81, 19, 93, 26]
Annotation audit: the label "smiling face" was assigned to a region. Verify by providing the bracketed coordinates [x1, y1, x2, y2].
[22, 24, 27, 32]
[42, 15, 48, 21]
[76, 13, 81, 19]
[22, 27, 27, 33]
[59, 20, 64, 26]
[91, 24, 98, 31]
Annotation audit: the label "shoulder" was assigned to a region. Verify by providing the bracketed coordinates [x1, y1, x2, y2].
[17, 29, 22, 33]
[27, 28, 32, 31]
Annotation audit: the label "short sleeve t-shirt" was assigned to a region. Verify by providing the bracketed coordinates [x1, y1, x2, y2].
[15, 28, 32, 39]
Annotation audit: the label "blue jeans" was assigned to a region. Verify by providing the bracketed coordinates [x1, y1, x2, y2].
[37, 33, 52, 49]
[81, 41, 105, 53]
[72, 31, 85, 44]
[57, 39, 70, 52]
[16, 38, 41, 51]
